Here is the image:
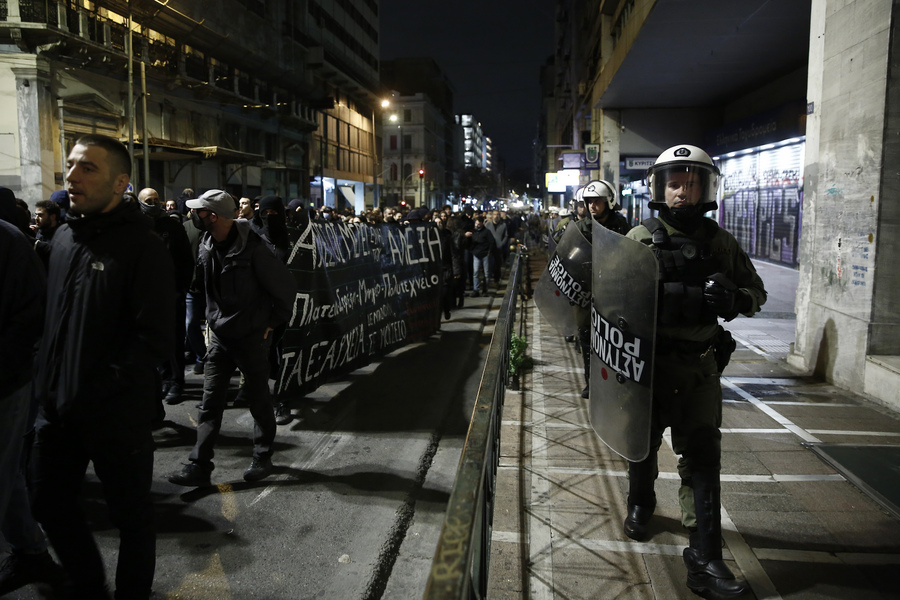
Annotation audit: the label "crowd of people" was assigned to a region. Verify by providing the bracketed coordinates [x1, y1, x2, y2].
[0, 130, 765, 600]
[0, 132, 535, 599]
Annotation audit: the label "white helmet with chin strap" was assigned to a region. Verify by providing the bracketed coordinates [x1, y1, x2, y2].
[646, 144, 720, 209]
[582, 179, 617, 211]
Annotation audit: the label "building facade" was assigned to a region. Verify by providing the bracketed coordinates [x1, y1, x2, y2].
[381, 92, 447, 209]
[544, 0, 899, 409]
[0, 0, 382, 212]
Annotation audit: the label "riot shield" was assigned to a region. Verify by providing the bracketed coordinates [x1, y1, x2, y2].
[533, 224, 593, 336]
[589, 222, 657, 462]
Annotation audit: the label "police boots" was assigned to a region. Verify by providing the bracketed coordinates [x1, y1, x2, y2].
[624, 460, 657, 541]
[683, 470, 749, 599]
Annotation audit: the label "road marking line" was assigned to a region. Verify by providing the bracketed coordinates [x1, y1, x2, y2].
[721, 504, 782, 600]
[722, 378, 821, 443]
[537, 467, 843, 483]
[723, 377, 803, 385]
[806, 429, 900, 437]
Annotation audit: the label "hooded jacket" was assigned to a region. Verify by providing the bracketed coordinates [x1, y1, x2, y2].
[33, 200, 176, 428]
[196, 219, 296, 340]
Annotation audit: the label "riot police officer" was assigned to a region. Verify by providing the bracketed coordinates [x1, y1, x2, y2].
[623, 145, 766, 598]
[575, 180, 630, 398]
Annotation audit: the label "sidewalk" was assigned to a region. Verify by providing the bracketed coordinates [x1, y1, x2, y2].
[488, 255, 900, 599]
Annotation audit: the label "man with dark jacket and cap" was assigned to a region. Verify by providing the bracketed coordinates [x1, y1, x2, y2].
[30, 134, 176, 600]
[169, 189, 297, 487]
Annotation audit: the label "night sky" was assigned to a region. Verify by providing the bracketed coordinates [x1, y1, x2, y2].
[379, 0, 556, 174]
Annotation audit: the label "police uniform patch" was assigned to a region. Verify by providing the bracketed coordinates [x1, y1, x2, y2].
[674, 147, 691, 157]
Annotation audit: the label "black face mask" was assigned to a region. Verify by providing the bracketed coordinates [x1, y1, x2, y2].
[139, 201, 163, 219]
[190, 211, 213, 232]
[659, 204, 704, 233]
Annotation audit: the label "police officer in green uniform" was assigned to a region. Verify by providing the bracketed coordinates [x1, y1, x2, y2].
[623, 145, 766, 599]
[575, 180, 630, 398]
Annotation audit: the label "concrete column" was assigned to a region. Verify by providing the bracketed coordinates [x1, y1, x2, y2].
[789, 0, 899, 408]
[598, 109, 620, 192]
[12, 57, 53, 207]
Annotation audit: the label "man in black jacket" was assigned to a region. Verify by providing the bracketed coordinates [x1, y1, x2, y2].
[169, 190, 297, 487]
[0, 218, 65, 597]
[467, 216, 494, 297]
[30, 134, 176, 600]
[138, 187, 194, 407]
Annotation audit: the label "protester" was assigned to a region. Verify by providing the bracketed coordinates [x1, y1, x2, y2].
[30, 134, 176, 599]
[0, 206, 66, 597]
[138, 187, 194, 409]
[466, 216, 494, 297]
[31, 199, 62, 270]
[168, 190, 296, 487]
[485, 210, 509, 286]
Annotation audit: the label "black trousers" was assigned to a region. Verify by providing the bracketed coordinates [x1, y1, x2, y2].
[189, 330, 275, 467]
[31, 417, 156, 599]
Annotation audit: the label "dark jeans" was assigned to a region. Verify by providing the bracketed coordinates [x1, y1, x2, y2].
[189, 330, 275, 468]
[31, 417, 155, 599]
[185, 291, 207, 364]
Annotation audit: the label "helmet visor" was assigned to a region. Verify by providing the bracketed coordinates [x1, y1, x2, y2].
[649, 164, 719, 205]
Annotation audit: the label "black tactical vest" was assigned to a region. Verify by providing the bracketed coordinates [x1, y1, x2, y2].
[642, 217, 719, 326]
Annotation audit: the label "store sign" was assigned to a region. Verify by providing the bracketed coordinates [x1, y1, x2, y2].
[546, 172, 565, 192]
[585, 144, 600, 168]
[625, 157, 656, 170]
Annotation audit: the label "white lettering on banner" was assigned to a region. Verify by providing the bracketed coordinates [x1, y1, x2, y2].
[278, 324, 368, 392]
[279, 221, 442, 397]
[287, 220, 316, 266]
[367, 304, 394, 326]
[290, 288, 360, 328]
[590, 306, 648, 385]
[289, 222, 384, 268]
[548, 254, 591, 308]
[359, 278, 386, 305]
[379, 320, 407, 346]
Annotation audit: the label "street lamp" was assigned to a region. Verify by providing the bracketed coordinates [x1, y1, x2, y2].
[371, 99, 391, 208]
[390, 113, 404, 206]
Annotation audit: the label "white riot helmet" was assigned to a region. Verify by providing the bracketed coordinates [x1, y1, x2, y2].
[574, 185, 585, 203]
[581, 179, 617, 211]
[646, 145, 720, 209]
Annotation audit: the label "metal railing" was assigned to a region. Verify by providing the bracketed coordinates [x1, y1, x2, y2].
[424, 248, 525, 600]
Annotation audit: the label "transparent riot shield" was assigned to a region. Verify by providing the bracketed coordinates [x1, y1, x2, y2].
[533, 224, 592, 336]
[588, 222, 657, 462]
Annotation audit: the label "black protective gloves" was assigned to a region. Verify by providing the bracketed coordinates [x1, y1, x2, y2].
[704, 273, 752, 320]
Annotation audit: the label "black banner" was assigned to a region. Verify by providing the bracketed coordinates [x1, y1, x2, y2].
[276, 221, 443, 397]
